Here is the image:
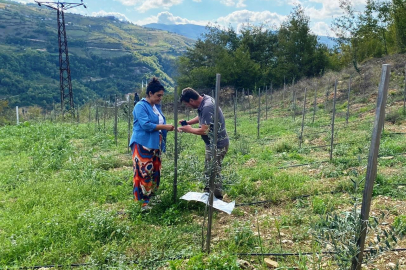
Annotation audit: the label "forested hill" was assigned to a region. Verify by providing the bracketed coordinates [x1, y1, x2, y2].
[0, 0, 195, 108]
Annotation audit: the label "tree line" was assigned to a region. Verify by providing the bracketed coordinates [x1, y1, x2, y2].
[176, 1, 406, 92]
[332, 0, 406, 73]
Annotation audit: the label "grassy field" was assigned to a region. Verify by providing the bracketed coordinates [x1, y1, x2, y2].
[2, 60, 406, 269]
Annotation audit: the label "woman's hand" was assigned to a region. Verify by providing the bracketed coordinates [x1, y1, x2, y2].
[165, 124, 175, 131]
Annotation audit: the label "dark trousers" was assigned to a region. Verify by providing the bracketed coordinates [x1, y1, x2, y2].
[204, 145, 228, 196]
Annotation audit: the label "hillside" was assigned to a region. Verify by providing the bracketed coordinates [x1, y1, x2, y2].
[144, 23, 207, 40]
[0, 1, 195, 108]
[144, 23, 337, 48]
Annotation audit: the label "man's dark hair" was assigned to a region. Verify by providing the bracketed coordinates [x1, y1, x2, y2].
[146, 77, 165, 96]
[180, 87, 200, 103]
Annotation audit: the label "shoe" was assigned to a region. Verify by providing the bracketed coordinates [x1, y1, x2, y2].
[203, 186, 223, 200]
[214, 190, 223, 200]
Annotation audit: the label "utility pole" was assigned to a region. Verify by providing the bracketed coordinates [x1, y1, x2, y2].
[34, 0, 86, 118]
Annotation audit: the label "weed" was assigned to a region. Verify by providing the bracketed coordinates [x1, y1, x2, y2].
[274, 141, 294, 153]
[386, 108, 406, 124]
[312, 180, 400, 269]
[77, 208, 129, 244]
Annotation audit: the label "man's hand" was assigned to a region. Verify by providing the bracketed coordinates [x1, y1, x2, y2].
[178, 125, 192, 133]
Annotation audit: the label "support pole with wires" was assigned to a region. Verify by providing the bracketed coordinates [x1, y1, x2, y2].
[34, 0, 87, 118]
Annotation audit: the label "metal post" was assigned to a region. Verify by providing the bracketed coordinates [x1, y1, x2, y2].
[248, 88, 251, 119]
[77, 105, 80, 124]
[270, 82, 273, 114]
[127, 98, 131, 153]
[233, 94, 237, 136]
[265, 85, 268, 120]
[283, 76, 286, 106]
[257, 88, 261, 139]
[330, 80, 338, 161]
[312, 82, 317, 124]
[16, 106, 19, 125]
[88, 104, 91, 124]
[242, 88, 246, 114]
[351, 64, 391, 270]
[114, 95, 118, 146]
[292, 87, 296, 121]
[173, 87, 179, 203]
[346, 76, 352, 124]
[206, 74, 220, 254]
[403, 64, 406, 114]
[300, 88, 307, 148]
[104, 100, 106, 131]
[325, 79, 330, 112]
[95, 102, 99, 130]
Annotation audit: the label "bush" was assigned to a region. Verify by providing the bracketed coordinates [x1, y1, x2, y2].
[386, 108, 405, 124]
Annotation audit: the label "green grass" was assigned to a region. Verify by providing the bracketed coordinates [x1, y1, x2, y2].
[1, 90, 406, 269]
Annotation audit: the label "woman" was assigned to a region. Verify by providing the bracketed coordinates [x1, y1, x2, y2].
[129, 77, 174, 210]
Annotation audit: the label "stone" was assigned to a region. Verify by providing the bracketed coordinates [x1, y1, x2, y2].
[387, 262, 397, 268]
[281, 239, 293, 245]
[237, 259, 255, 270]
[264, 258, 278, 268]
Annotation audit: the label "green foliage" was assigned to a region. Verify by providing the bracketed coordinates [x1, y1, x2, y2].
[77, 208, 129, 244]
[179, 252, 240, 270]
[385, 107, 406, 124]
[177, 7, 331, 91]
[393, 215, 406, 235]
[274, 140, 294, 153]
[332, 0, 406, 70]
[312, 180, 400, 269]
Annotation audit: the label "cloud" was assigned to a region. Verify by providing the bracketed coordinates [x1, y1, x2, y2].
[192, 0, 202, 2]
[216, 10, 286, 32]
[220, 0, 246, 8]
[138, 0, 183, 12]
[113, 0, 183, 12]
[236, 0, 247, 8]
[135, 11, 208, 26]
[90, 10, 130, 22]
[311, 21, 335, 37]
[156, 11, 190, 24]
[305, 0, 367, 20]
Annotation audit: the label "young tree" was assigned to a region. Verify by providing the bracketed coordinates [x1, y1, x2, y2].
[276, 5, 327, 81]
[392, 0, 406, 52]
[331, 0, 362, 73]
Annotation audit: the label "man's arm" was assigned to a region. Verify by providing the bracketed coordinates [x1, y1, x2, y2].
[178, 124, 208, 135]
[179, 116, 199, 125]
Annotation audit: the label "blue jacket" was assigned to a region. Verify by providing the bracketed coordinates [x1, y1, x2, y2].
[129, 98, 168, 152]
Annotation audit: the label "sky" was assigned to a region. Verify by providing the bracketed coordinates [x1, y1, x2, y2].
[12, 0, 368, 37]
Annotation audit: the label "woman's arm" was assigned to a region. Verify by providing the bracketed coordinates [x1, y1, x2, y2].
[155, 124, 174, 131]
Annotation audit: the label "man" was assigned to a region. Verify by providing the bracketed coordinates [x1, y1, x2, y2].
[178, 87, 229, 199]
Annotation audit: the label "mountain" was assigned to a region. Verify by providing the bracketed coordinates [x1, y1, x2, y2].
[318, 36, 337, 49]
[145, 23, 337, 48]
[0, 0, 195, 108]
[144, 23, 207, 40]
